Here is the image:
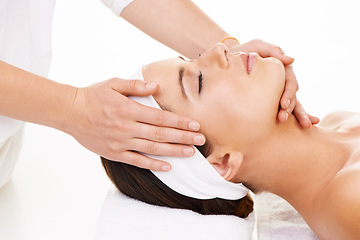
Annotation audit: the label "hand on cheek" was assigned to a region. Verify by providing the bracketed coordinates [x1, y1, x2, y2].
[279, 65, 319, 127]
[224, 38, 319, 128]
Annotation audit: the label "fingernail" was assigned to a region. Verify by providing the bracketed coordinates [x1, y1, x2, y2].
[161, 165, 171, 172]
[189, 121, 200, 131]
[283, 53, 294, 60]
[285, 112, 289, 121]
[285, 99, 291, 109]
[194, 135, 205, 145]
[146, 82, 158, 89]
[307, 118, 312, 126]
[183, 147, 194, 157]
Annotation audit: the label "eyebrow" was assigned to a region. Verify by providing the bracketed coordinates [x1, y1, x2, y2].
[178, 67, 188, 99]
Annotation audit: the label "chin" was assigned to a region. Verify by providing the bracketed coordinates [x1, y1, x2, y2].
[265, 56, 285, 69]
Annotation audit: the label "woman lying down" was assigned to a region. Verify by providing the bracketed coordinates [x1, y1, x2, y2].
[102, 43, 360, 240]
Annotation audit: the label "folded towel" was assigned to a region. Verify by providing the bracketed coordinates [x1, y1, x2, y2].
[254, 192, 319, 240]
[94, 188, 255, 240]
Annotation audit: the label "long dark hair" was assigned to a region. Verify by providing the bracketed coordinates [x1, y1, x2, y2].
[101, 155, 253, 218]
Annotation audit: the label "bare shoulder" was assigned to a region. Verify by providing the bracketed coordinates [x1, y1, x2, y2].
[320, 111, 360, 131]
[315, 166, 360, 239]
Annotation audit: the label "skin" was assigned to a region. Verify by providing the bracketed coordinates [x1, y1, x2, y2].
[142, 43, 360, 240]
[1, 0, 315, 172]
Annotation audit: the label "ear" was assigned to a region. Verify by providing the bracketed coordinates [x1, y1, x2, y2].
[207, 152, 244, 182]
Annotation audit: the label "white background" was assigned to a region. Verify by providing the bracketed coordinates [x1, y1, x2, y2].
[0, 0, 359, 239]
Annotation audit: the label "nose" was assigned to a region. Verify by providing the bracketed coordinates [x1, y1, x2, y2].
[200, 43, 229, 68]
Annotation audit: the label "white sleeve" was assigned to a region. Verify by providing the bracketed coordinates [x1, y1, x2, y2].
[100, 0, 135, 16]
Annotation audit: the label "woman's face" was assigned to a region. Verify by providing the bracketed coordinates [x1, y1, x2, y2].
[143, 43, 285, 156]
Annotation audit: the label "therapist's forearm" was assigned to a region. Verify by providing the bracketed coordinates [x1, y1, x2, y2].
[121, 0, 233, 59]
[0, 60, 76, 132]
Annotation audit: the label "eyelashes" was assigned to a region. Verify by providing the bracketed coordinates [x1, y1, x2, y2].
[178, 54, 203, 94]
[198, 71, 203, 94]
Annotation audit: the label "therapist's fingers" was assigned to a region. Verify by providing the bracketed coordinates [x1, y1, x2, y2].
[110, 78, 160, 97]
[136, 122, 205, 145]
[278, 108, 289, 123]
[280, 65, 298, 112]
[131, 102, 201, 131]
[278, 101, 309, 127]
[292, 101, 313, 128]
[115, 151, 172, 171]
[261, 43, 294, 65]
[309, 114, 320, 125]
[279, 98, 320, 127]
[129, 138, 195, 158]
[234, 39, 294, 65]
[111, 78, 201, 132]
[278, 99, 297, 123]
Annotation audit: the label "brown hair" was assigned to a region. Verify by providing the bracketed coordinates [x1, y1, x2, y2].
[101, 155, 254, 218]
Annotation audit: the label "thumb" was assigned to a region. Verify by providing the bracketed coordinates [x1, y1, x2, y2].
[275, 53, 294, 65]
[266, 47, 294, 65]
[110, 78, 159, 96]
[256, 41, 294, 65]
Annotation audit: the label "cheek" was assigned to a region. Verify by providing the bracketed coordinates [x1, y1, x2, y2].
[198, 85, 274, 145]
[262, 58, 286, 93]
[193, 88, 247, 145]
[195, 98, 261, 149]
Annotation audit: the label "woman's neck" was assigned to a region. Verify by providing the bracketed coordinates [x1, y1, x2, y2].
[237, 114, 353, 213]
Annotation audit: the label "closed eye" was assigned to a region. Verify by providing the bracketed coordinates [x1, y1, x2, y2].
[198, 71, 203, 94]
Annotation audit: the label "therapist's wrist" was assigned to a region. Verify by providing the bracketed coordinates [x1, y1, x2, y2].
[55, 85, 82, 135]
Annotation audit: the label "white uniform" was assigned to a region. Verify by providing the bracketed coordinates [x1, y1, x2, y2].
[0, 0, 134, 188]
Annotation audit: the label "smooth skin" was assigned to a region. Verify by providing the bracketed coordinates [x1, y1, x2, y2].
[0, 0, 317, 172]
[143, 44, 360, 239]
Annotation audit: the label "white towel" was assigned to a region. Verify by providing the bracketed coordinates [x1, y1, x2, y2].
[94, 188, 255, 240]
[254, 192, 319, 240]
[94, 190, 320, 240]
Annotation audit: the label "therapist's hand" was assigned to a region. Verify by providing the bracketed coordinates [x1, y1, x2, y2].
[226, 39, 320, 128]
[65, 78, 205, 171]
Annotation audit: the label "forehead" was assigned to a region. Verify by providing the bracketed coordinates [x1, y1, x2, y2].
[143, 58, 189, 112]
[144, 57, 180, 73]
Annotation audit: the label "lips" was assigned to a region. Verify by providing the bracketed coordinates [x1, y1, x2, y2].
[236, 52, 257, 74]
[247, 52, 257, 74]
[237, 52, 249, 71]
